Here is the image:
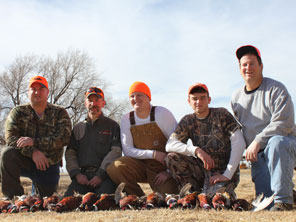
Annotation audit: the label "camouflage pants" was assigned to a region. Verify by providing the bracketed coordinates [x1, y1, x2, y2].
[165, 153, 240, 196]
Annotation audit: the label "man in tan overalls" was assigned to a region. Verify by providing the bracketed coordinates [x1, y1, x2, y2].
[107, 81, 179, 197]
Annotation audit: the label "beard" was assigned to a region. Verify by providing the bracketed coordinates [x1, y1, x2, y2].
[88, 106, 101, 114]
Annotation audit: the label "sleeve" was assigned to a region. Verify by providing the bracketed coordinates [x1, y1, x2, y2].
[155, 106, 178, 138]
[97, 123, 122, 180]
[5, 107, 38, 157]
[121, 113, 155, 159]
[222, 129, 246, 179]
[33, 108, 72, 151]
[65, 131, 81, 179]
[255, 86, 295, 147]
[166, 137, 197, 156]
[5, 108, 24, 148]
[165, 116, 195, 156]
[223, 109, 241, 136]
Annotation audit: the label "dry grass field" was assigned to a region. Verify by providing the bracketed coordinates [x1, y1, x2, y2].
[1, 169, 296, 222]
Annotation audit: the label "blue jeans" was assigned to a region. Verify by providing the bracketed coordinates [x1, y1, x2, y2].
[251, 135, 296, 204]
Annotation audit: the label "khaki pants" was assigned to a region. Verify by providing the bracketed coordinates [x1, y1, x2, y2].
[107, 156, 179, 197]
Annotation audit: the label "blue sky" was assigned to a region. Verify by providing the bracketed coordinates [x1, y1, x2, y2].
[1, 0, 296, 121]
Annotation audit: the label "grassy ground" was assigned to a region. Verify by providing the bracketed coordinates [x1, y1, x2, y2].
[0, 169, 296, 222]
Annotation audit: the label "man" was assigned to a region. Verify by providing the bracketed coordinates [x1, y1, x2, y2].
[64, 87, 121, 197]
[107, 81, 178, 197]
[166, 83, 245, 197]
[0, 76, 71, 198]
[231, 45, 296, 211]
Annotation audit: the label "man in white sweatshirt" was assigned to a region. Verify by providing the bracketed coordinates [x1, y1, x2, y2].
[231, 45, 296, 211]
[166, 83, 245, 198]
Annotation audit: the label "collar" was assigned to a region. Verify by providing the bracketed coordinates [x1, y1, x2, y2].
[85, 112, 104, 124]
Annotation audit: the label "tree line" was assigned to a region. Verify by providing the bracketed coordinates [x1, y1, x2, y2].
[0, 49, 130, 145]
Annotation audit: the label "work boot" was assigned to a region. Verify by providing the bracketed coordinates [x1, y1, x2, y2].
[269, 202, 293, 211]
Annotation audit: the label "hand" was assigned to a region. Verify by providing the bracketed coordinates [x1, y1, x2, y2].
[32, 150, 49, 171]
[195, 147, 215, 170]
[209, 174, 230, 185]
[17, 137, 34, 148]
[245, 140, 261, 162]
[87, 176, 102, 187]
[76, 173, 89, 185]
[154, 151, 167, 165]
[154, 171, 171, 186]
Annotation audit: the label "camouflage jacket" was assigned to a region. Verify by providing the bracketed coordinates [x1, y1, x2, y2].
[65, 113, 122, 181]
[5, 103, 72, 165]
[171, 108, 240, 173]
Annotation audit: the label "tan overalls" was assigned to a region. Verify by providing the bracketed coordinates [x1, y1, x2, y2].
[107, 106, 178, 197]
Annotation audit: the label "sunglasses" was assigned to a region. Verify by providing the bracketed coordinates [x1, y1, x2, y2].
[88, 87, 103, 93]
[85, 87, 104, 99]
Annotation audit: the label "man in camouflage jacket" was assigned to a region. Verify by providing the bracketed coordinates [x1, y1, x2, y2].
[165, 83, 246, 197]
[64, 87, 121, 197]
[0, 76, 71, 199]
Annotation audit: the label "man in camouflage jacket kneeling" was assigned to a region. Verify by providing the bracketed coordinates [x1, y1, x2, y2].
[0, 76, 72, 199]
[165, 83, 246, 197]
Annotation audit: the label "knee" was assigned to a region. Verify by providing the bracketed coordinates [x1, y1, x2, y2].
[165, 152, 181, 168]
[1, 146, 19, 164]
[267, 136, 289, 153]
[107, 159, 125, 178]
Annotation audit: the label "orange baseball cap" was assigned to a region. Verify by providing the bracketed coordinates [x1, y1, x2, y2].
[188, 83, 209, 96]
[129, 81, 151, 100]
[29, 76, 48, 89]
[85, 87, 104, 100]
[236, 45, 261, 60]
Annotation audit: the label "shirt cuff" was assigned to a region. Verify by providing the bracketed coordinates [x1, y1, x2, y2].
[70, 169, 82, 179]
[96, 168, 108, 181]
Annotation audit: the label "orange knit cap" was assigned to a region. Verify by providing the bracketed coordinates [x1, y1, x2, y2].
[129, 81, 151, 100]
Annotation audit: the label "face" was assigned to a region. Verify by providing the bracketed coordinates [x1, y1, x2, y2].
[85, 94, 106, 118]
[239, 54, 263, 89]
[129, 92, 150, 112]
[28, 83, 49, 106]
[188, 92, 211, 118]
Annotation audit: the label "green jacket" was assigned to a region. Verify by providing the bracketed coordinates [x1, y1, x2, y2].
[5, 103, 72, 165]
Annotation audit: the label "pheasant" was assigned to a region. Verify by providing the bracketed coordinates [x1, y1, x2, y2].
[0, 199, 13, 213]
[212, 192, 231, 210]
[25, 195, 44, 212]
[76, 192, 98, 211]
[49, 194, 82, 212]
[8, 195, 29, 213]
[144, 192, 164, 209]
[232, 198, 252, 211]
[43, 195, 59, 210]
[93, 194, 118, 211]
[177, 191, 198, 209]
[197, 193, 212, 210]
[165, 183, 192, 209]
[114, 182, 142, 210]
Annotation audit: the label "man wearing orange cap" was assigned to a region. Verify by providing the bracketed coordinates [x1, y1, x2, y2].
[64, 87, 121, 197]
[165, 83, 245, 199]
[0, 76, 72, 199]
[107, 81, 178, 197]
[232, 45, 296, 211]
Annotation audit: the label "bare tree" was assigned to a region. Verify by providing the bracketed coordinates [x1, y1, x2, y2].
[0, 55, 36, 109]
[0, 49, 129, 144]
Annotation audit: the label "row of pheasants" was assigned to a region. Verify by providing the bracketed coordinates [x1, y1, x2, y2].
[0, 182, 273, 213]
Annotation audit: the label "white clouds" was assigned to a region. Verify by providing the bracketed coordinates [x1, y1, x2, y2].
[0, 0, 296, 121]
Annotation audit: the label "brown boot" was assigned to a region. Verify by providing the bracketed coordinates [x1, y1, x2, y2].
[270, 203, 293, 211]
